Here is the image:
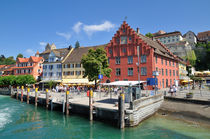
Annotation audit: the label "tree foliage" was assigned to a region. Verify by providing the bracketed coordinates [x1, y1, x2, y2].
[145, 32, 154, 38]
[186, 50, 196, 66]
[47, 80, 57, 91]
[0, 75, 36, 86]
[81, 48, 112, 86]
[16, 53, 23, 59]
[75, 41, 80, 49]
[0, 55, 16, 65]
[194, 42, 210, 70]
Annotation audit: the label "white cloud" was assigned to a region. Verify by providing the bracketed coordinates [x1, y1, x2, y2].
[83, 21, 115, 36]
[25, 49, 35, 56]
[72, 22, 83, 34]
[56, 32, 71, 40]
[39, 42, 47, 46]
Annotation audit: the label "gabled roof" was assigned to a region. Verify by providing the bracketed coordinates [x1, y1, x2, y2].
[63, 44, 106, 63]
[51, 48, 70, 58]
[0, 65, 6, 69]
[17, 56, 43, 63]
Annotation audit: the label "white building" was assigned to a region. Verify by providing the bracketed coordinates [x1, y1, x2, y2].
[40, 44, 72, 82]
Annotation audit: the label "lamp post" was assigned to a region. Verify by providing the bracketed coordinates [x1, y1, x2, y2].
[137, 46, 141, 99]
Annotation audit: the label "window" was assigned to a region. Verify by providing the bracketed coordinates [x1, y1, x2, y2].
[176, 70, 178, 76]
[123, 29, 125, 33]
[120, 36, 127, 44]
[173, 70, 175, 76]
[124, 79, 128, 81]
[141, 55, 147, 63]
[70, 71, 74, 75]
[108, 58, 110, 64]
[156, 67, 158, 72]
[43, 65, 47, 69]
[170, 79, 172, 86]
[169, 60, 171, 66]
[116, 38, 120, 44]
[129, 36, 132, 41]
[49, 65, 53, 70]
[170, 70, 171, 76]
[57, 72, 62, 76]
[155, 55, 157, 63]
[109, 48, 112, 54]
[128, 56, 133, 64]
[70, 64, 74, 68]
[161, 57, 163, 64]
[122, 47, 126, 53]
[115, 57, 120, 64]
[168, 40, 170, 42]
[76, 64, 81, 68]
[49, 72, 53, 77]
[172, 39, 175, 42]
[57, 64, 62, 69]
[141, 67, 147, 75]
[128, 68, 133, 76]
[115, 79, 119, 81]
[165, 59, 167, 65]
[44, 72, 47, 77]
[162, 79, 164, 88]
[38, 69, 41, 73]
[166, 69, 168, 76]
[162, 69, 164, 76]
[116, 68, 121, 76]
[166, 79, 168, 87]
[76, 71, 81, 75]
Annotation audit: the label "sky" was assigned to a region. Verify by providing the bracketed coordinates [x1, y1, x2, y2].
[0, 0, 210, 58]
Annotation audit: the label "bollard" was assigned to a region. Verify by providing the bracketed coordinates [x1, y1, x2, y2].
[16, 86, 19, 100]
[89, 89, 93, 121]
[46, 89, 49, 109]
[66, 91, 69, 115]
[27, 88, 30, 104]
[118, 93, 125, 129]
[10, 86, 14, 97]
[21, 86, 24, 102]
[35, 88, 38, 107]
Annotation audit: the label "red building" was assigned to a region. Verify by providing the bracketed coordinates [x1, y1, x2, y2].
[104, 21, 179, 89]
[13, 56, 44, 80]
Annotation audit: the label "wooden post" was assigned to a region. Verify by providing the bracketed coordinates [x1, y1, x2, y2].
[89, 89, 93, 121]
[118, 93, 125, 129]
[27, 88, 30, 104]
[66, 91, 69, 115]
[21, 86, 24, 102]
[46, 89, 49, 109]
[50, 100, 53, 111]
[35, 88, 38, 107]
[16, 87, 19, 100]
[10, 86, 13, 97]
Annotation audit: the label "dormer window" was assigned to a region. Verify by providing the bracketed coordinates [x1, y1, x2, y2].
[120, 36, 127, 44]
[123, 29, 125, 33]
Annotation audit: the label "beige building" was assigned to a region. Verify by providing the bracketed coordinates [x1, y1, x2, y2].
[62, 45, 106, 85]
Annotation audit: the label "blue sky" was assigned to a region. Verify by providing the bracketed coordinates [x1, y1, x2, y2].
[0, 0, 210, 58]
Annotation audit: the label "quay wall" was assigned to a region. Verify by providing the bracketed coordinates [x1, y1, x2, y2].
[126, 94, 164, 127]
[0, 88, 11, 95]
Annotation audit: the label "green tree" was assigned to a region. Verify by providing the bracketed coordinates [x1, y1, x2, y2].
[145, 32, 154, 38]
[81, 48, 112, 87]
[75, 41, 80, 49]
[16, 53, 23, 59]
[47, 80, 56, 91]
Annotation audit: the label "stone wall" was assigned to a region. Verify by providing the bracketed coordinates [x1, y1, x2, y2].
[126, 94, 163, 126]
[0, 88, 11, 95]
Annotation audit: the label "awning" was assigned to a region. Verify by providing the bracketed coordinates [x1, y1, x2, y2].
[62, 79, 95, 85]
[101, 81, 146, 86]
[39, 80, 62, 83]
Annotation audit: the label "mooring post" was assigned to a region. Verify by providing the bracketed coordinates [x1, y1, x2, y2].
[66, 91, 69, 115]
[27, 88, 30, 104]
[89, 88, 93, 121]
[10, 86, 13, 97]
[35, 88, 38, 107]
[118, 93, 125, 129]
[16, 86, 19, 100]
[46, 89, 49, 109]
[21, 86, 24, 102]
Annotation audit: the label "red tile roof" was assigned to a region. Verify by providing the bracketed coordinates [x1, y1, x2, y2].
[17, 56, 43, 63]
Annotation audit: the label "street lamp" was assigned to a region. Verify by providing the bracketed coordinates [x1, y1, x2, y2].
[137, 46, 141, 99]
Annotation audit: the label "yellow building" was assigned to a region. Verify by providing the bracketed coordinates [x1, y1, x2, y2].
[178, 60, 190, 82]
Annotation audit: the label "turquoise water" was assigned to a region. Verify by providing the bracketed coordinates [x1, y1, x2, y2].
[0, 95, 210, 139]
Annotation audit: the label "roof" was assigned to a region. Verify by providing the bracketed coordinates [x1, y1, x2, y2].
[0, 65, 6, 69]
[52, 48, 70, 58]
[17, 56, 43, 63]
[153, 31, 182, 38]
[138, 34, 174, 59]
[183, 31, 197, 38]
[197, 30, 210, 38]
[101, 81, 146, 86]
[63, 45, 106, 63]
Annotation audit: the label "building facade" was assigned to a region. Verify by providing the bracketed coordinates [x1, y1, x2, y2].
[104, 21, 179, 89]
[197, 30, 210, 43]
[13, 56, 44, 80]
[41, 47, 72, 82]
[62, 45, 105, 85]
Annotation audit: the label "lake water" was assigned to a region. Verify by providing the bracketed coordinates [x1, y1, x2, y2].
[0, 95, 210, 139]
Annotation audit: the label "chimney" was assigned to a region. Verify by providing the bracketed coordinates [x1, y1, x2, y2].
[136, 27, 140, 34]
[68, 45, 72, 50]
